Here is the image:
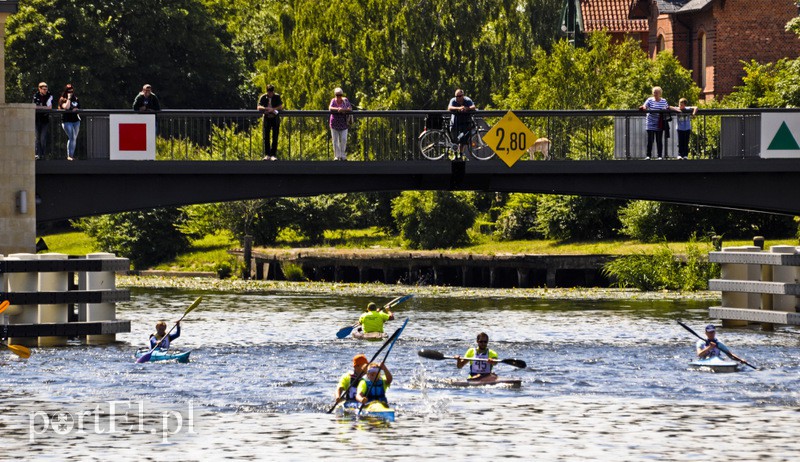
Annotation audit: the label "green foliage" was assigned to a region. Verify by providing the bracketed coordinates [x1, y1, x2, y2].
[74, 208, 189, 269]
[391, 191, 476, 249]
[281, 262, 307, 281]
[494, 194, 541, 241]
[6, 0, 243, 108]
[534, 196, 621, 241]
[724, 59, 800, 108]
[602, 239, 718, 291]
[215, 260, 234, 279]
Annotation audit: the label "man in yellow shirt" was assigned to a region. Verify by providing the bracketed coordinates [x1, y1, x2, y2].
[358, 302, 394, 334]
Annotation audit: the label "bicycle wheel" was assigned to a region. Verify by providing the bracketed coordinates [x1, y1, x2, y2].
[469, 130, 495, 160]
[419, 130, 449, 160]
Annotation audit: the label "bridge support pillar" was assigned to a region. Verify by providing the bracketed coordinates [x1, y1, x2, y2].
[38, 253, 69, 346]
[516, 269, 529, 288]
[546, 267, 557, 288]
[461, 266, 472, 287]
[720, 246, 761, 328]
[0, 103, 36, 255]
[83, 253, 118, 345]
[6, 253, 38, 347]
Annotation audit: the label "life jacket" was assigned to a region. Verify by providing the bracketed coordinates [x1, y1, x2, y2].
[702, 338, 721, 358]
[150, 333, 170, 350]
[469, 349, 493, 376]
[362, 379, 387, 403]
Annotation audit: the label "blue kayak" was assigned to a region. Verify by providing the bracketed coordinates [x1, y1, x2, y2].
[135, 349, 191, 363]
[334, 400, 395, 422]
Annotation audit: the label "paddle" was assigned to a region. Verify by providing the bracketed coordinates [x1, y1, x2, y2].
[677, 320, 758, 370]
[335, 294, 413, 339]
[0, 300, 9, 314]
[0, 300, 31, 358]
[136, 296, 202, 364]
[358, 317, 409, 415]
[327, 321, 405, 414]
[417, 349, 527, 369]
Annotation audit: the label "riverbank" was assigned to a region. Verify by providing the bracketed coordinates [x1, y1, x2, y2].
[117, 274, 721, 302]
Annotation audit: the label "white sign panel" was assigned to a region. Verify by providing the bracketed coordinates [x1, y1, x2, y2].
[761, 113, 800, 158]
[109, 114, 156, 160]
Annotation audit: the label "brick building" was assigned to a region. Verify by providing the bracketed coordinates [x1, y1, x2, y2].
[630, 0, 800, 100]
[562, 0, 649, 50]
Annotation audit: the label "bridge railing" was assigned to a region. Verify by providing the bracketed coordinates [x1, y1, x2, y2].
[35, 108, 796, 161]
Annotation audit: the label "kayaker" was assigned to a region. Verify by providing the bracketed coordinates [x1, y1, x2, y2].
[696, 324, 748, 363]
[455, 332, 499, 380]
[335, 354, 369, 403]
[358, 302, 394, 334]
[355, 362, 393, 404]
[149, 320, 180, 351]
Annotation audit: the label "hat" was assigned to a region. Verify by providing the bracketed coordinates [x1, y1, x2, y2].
[705, 324, 716, 332]
[353, 354, 368, 366]
[334, 87, 343, 96]
[367, 302, 377, 311]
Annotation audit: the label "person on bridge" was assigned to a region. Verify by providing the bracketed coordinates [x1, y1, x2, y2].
[58, 84, 81, 161]
[329, 87, 353, 161]
[133, 84, 161, 112]
[455, 332, 499, 381]
[448, 89, 476, 160]
[33, 82, 53, 160]
[358, 302, 395, 334]
[149, 320, 181, 350]
[674, 98, 698, 160]
[258, 84, 284, 161]
[696, 324, 748, 363]
[639, 86, 670, 159]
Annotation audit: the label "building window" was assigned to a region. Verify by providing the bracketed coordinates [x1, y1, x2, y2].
[657, 34, 665, 53]
[699, 32, 707, 89]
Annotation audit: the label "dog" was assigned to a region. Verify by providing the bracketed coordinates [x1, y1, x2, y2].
[527, 137, 551, 160]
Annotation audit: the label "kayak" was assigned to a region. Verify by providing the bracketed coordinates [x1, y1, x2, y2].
[334, 400, 395, 422]
[352, 329, 387, 341]
[689, 356, 739, 373]
[135, 349, 191, 363]
[450, 375, 522, 388]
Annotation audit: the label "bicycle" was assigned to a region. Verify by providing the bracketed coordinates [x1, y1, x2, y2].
[418, 114, 494, 160]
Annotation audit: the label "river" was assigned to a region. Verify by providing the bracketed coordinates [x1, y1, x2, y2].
[2, 287, 800, 461]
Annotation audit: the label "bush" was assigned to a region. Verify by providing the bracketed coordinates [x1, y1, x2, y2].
[391, 191, 477, 249]
[535, 195, 621, 240]
[281, 262, 306, 281]
[494, 193, 541, 240]
[74, 208, 189, 269]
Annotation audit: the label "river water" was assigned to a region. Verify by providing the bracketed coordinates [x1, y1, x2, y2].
[3, 288, 800, 461]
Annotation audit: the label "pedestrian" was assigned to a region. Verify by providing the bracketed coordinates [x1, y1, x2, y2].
[328, 87, 352, 161]
[455, 332, 499, 381]
[33, 82, 54, 160]
[257, 84, 283, 160]
[58, 84, 81, 161]
[132, 84, 161, 112]
[639, 86, 670, 159]
[674, 98, 698, 159]
[447, 89, 477, 160]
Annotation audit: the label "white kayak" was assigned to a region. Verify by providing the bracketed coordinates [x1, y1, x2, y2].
[449, 375, 522, 388]
[689, 356, 740, 373]
[352, 329, 387, 341]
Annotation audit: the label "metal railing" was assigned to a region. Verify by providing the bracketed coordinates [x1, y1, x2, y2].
[34, 108, 798, 161]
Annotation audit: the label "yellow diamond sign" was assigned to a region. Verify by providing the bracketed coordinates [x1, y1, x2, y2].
[482, 111, 536, 167]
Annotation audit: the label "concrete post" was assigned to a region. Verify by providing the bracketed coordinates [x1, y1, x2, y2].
[771, 246, 799, 314]
[84, 253, 117, 344]
[6, 253, 37, 346]
[720, 246, 761, 327]
[38, 253, 69, 346]
[516, 268, 529, 288]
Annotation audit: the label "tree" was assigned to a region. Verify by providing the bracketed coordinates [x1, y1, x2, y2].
[392, 191, 476, 249]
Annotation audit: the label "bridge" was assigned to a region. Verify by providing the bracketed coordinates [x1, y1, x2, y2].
[31, 108, 800, 222]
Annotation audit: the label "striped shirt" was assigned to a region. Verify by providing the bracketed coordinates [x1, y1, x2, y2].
[642, 97, 669, 131]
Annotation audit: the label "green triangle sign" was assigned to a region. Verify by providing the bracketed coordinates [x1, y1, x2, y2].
[767, 121, 800, 150]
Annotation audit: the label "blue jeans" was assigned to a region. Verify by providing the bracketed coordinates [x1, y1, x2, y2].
[62, 121, 80, 158]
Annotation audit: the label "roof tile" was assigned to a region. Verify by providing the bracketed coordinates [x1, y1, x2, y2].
[581, 0, 649, 33]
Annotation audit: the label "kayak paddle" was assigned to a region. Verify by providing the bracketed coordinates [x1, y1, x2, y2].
[335, 294, 413, 339]
[417, 349, 527, 369]
[327, 321, 405, 414]
[358, 317, 409, 415]
[0, 300, 10, 314]
[136, 296, 202, 364]
[2, 343, 31, 359]
[677, 320, 758, 370]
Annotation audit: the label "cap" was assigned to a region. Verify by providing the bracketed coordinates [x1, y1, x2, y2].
[334, 87, 343, 96]
[705, 324, 716, 332]
[266, 84, 275, 92]
[367, 302, 377, 311]
[353, 354, 368, 366]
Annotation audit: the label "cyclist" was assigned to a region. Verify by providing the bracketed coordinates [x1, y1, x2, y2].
[447, 89, 476, 160]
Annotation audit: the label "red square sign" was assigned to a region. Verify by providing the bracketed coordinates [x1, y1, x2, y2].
[118, 123, 147, 151]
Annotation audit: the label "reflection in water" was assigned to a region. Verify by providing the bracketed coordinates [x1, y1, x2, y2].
[2, 288, 800, 459]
